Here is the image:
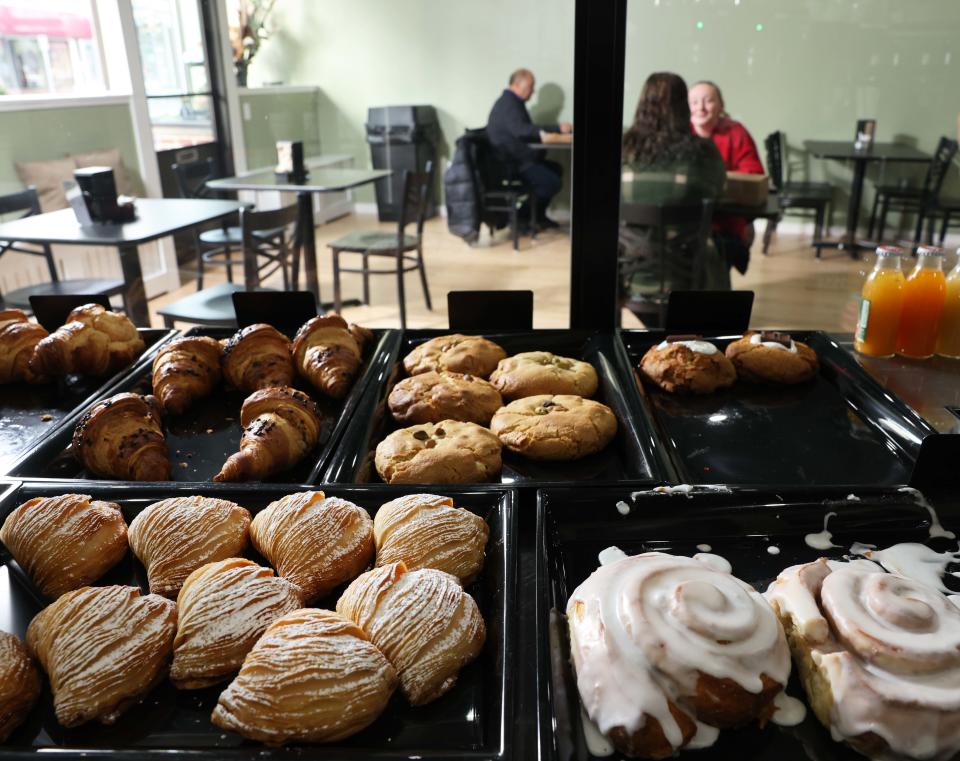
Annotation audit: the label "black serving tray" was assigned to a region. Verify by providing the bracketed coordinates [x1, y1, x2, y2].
[6, 327, 400, 485]
[325, 330, 666, 486]
[0, 480, 516, 760]
[536, 484, 960, 761]
[619, 330, 936, 486]
[0, 328, 175, 478]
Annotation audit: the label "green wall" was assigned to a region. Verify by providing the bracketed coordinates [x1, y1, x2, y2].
[239, 90, 322, 170]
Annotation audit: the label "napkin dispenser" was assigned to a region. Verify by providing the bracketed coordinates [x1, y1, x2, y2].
[275, 140, 307, 182]
[72, 166, 135, 223]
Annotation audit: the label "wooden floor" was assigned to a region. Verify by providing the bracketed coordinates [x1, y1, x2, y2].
[149, 213, 872, 333]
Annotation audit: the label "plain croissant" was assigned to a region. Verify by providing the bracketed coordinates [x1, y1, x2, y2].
[72, 392, 170, 480]
[292, 314, 370, 399]
[0, 308, 49, 384]
[213, 386, 322, 482]
[151, 335, 222, 415]
[29, 303, 145, 377]
[0, 631, 41, 742]
[221, 323, 295, 393]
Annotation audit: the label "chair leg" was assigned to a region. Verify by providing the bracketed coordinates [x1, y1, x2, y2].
[530, 195, 538, 240]
[877, 198, 890, 242]
[926, 214, 937, 246]
[913, 208, 926, 247]
[417, 244, 432, 311]
[195, 234, 204, 291]
[511, 207, 519, 251]
[163, 315, 175, 328]
[867, 192, 881, 239]
[332, 248, 343, 313]
[941, 211, 951, 246]
[762, 217, 777, 255]
[362, 252, 371, 305]
[396, 253, 407, 330]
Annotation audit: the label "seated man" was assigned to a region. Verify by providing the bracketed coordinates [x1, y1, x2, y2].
[486, 68, 572, 229]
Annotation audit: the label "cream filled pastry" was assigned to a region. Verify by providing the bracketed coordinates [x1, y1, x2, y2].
[766, 559, 960, 761]
[640, 335, 736, 395]
[567, 551, 790, 759]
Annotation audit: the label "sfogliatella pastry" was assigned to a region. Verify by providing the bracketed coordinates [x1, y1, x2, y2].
[0, 631, 41, 742]
[387, 371, 503, 426]
[403, 334, 506, 378]
[127, 496, 251, 598]
[0, 308, 48, 384]
[221, 323, 294, 392]
[766, 559, 960, 760]
[375, 420, 502, 484]
[568, 551, 790, 758]
[490, 394, 617, 461]
[292, 314, 369, 399]
[212, 608, 397, 744]
[374, 493, 488, 584]
[151, 335, 222, 415]
[0, 494, 128, 598]
[338, 562, 485, 705]
[29, 303, 144, 378]
[171, 558, 302, 689]
[725, 331, 819, 384]
[214, 386, 323, 482]
[72, 392, 170, 481]
[639, 335, 737, 395]
[489, 351, 598, 400]
[26, 585, 176, 728]
[249, 491, 374, 604]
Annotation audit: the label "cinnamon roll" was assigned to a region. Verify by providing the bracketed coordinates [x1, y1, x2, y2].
[567, 551, 790, 758]
[766, 559, 960, 760]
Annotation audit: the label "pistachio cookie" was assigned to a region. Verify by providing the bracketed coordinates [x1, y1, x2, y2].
[374, 420, 502, 484]
[402, 334, 506, 378]
[489, 351, 598, 400]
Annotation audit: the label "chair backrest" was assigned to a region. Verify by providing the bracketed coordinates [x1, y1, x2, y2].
[172, 158, 219, 199]
[239, 203, 299, 255]
[764, 131, 785, 190]
[0, 187, 56, 279]
[922, 136, 959, 202]
[466, 129, 518, 192]
[397, 161, 435, 239]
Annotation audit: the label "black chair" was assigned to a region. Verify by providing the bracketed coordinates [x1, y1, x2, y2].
[172, 158, 289, 290]
[763, 132, 832, 257]
[156, 203, 299, 328]
[329, 163, 434, 330]
[933, 197, 960, 246]
[617, 199, 715, 327]
[0, 187, 127, 313]
[868, 136, 958, 245]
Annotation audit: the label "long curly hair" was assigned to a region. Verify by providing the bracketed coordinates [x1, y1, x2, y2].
[622, 72, 700, 166]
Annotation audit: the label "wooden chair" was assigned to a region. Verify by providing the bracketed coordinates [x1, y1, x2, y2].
[330, 163, 434, 329]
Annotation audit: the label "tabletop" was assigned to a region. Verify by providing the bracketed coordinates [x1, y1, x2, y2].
[207, 166, 392, 193]
[0, 198, 244, 246]
[717, 194, 780, 219]
[804, 140, 930, 162]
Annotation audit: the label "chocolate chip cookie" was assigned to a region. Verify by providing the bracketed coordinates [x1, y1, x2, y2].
[387, 371, 503, 426]
[489, 351, 598, 400]
[374, 420, 502, 484]
[402, 334, 506, 378]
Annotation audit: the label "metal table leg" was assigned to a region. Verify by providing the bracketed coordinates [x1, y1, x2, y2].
[297, 191, 319, 302]
[117, 243, 150, 326]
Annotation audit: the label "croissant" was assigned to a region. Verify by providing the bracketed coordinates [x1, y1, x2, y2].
[29, 303, 144, 377]
[171, 558, 302, 689]
[0, 308, 48, 383]
[337, 562, 486, 705]
[72, 392, 170, 480]
[221, 323, 294, 392]
[127, 496, 251, 598]
[213, 386, 322, 483]
[292, 314, 367, 399]
[374, 494, 488, 585]
[0, 631, 41, 743]
[212, 608, 397, 744]
[0, 493, 128, 598]
[151, 335, 222, 415]
[26, 585, 176, 728]
[249, 490, 374, 604]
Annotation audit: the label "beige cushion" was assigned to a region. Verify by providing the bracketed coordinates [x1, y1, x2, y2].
[70, 148, 136, 197]
[14, 158, 76, 212]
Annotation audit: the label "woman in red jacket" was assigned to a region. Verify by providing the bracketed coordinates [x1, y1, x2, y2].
[689, 80, 763, 273]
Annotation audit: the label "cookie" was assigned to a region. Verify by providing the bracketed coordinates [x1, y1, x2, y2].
[388, 371, 503, 426]
[375, 421, 502, 484]
[640, 337, 736, 394]
[489, 352, 598, 400]
[402, 334, 506, 378]
[725, 331, 819, 384]
[489, 395, 617, 461]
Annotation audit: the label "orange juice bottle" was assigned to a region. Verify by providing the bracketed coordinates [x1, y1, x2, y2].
[936, 251, 960, 358]
[855, 246, 905, 357]
[896, 246, 946, 359]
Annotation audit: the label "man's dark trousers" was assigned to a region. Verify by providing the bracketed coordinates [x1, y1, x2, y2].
[519, 159, 563, 221]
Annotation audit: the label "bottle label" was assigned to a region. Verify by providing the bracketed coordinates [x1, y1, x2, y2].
[856, 299, 870, 341]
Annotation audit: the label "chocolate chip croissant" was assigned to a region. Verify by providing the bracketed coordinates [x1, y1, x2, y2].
[26, 585, 176, 728]
[0, 631, 41, 742]
[0, 493, 128, 598]
[0, 308, 48, 384]
[292, 314, 368, 399]
[171, 558, 302, 689]
[212, 608, 397, 744]
[29, 303, 145, 378]
[151, 335, 222, 415]
[72, 392, 170, 480]
[221, 323, 294, 393]
[127, 496, 251, 598]
[374, 493, 488, 584]
[213, 386, 323, 483]
[249, 490, 374, 604]
[337, 562, 486, 705]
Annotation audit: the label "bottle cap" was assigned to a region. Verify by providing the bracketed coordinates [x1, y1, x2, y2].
[875, 245, 904, 257]
[916, 245, 946, 257]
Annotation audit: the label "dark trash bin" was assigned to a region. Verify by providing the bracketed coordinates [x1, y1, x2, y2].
[366, 105, 439, 221]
